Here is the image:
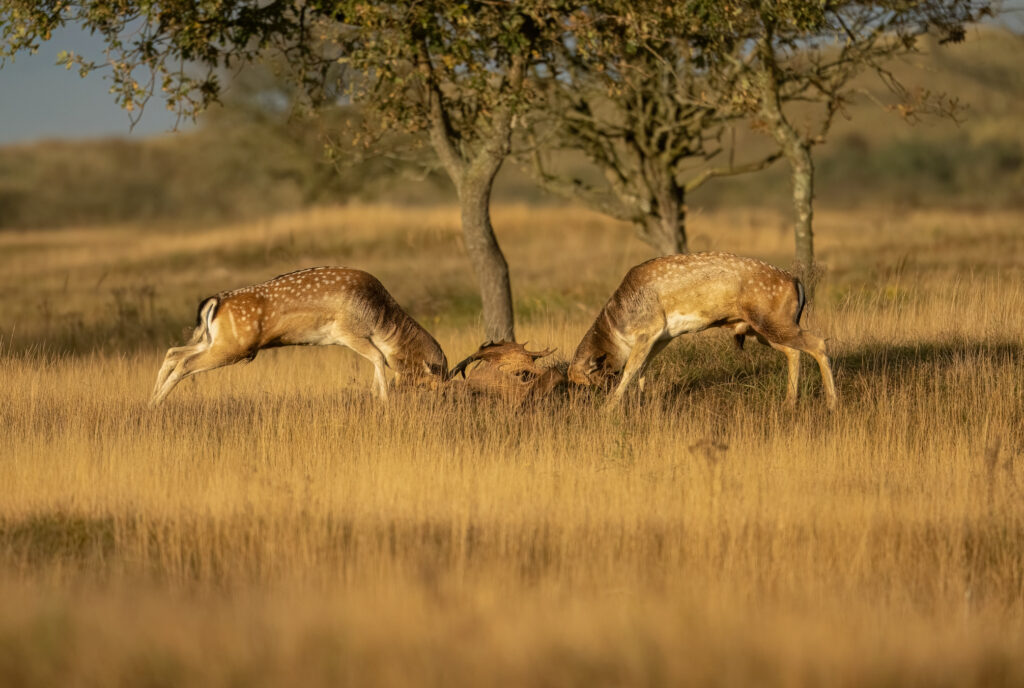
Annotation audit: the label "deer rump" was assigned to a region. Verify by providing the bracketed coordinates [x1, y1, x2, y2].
[449, 341, 567, 405]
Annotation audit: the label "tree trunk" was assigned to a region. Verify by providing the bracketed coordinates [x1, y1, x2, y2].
[763, 122, 817, 283]
[641, 180, 687, 255]
[419, 48, 523, 342]
[786, 141, 815, 281]
[758, 39, 817, 284]
[642, 209, 687, 255]
[458, 162, 515, 342]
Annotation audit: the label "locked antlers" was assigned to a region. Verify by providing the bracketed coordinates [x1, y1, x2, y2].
[449, 340, 565, 404]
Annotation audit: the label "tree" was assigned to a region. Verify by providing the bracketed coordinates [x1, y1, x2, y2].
[685, 0, 991, 280]
[0, 1, 564, 341]
[527, 4, 780, 255]
[336, 2, 572, 341]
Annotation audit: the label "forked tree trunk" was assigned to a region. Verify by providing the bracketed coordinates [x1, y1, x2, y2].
[640, 178, 687, 255]
[642, 208, 687, 255]
[458, 162, 515, 342]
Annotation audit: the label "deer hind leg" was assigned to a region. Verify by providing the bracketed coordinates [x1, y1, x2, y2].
[151, 318, 210, 399]
[344, 337, 391, 400]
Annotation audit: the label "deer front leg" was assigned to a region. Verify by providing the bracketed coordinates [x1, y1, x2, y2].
[797, 332, 837, 411]
[770, 329, 837, 411]
[768, 342, 802, 408]
[638, 338, 672, 391]
[346, 338, 391, 401]
[151, 345, 240, 405]
[151, 347, 187, 402]
[151, 343, 208, 405]
[610, 334, 661, 406]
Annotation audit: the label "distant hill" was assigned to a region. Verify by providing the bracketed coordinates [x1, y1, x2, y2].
[1, 28, 1021, 230]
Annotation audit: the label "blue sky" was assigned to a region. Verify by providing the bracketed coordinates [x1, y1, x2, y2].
[0, 25, 189, 144]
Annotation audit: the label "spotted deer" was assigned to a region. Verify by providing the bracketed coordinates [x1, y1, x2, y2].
[568, 252, 837, 409]
[150, 267, 449, 404]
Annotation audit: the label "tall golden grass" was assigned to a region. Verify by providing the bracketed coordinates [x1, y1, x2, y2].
[1, 205, 1022, 686]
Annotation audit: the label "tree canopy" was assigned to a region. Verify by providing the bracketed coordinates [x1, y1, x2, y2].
[1, 0, 995, 304]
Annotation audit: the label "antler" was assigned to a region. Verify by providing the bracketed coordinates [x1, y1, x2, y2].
[517, 341, 557, 360]
[448, 340, 496, 379]
[447, 340, 557, 379]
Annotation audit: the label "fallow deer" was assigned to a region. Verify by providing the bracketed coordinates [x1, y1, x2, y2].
[150, 267, 449, 404]
[568, 252, 837, 409]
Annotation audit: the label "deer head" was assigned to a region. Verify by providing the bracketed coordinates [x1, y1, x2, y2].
[567, 325, 623, 390]
[449, 340, 566, 403]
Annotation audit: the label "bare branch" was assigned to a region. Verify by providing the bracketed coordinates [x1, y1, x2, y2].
[683, 150, 783, 193]
[526, 139, 639, 223]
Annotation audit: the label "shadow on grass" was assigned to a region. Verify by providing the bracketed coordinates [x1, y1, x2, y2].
[645, 338, 1024, 407]
[0, 514, 117, 566]
[0, 319, 185, 359]
[834, 339, 1024, 375]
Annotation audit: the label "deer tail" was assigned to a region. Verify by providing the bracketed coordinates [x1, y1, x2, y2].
[194, 296, 220, 344]
[793, 278, 806, 325]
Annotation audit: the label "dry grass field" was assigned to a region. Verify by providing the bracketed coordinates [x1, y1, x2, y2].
[1, 204, 1023, 686]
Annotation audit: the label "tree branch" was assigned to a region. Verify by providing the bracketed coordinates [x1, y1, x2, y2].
[526, 141, 640, 223]
[416, 40, 466, 181]
[476, 49, 526, 163]
[683, 150, 783, 193]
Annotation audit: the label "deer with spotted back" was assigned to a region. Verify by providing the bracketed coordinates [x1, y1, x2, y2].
[150, 267, 449, 404]
[568, 252, 837, 409]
